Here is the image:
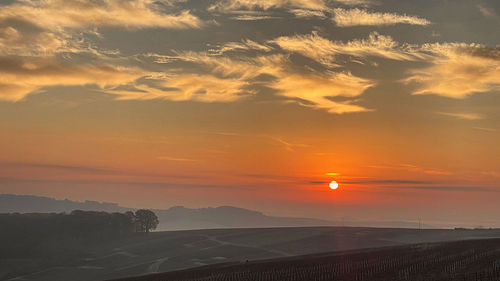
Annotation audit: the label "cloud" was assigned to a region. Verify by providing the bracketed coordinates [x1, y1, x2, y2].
[0, 162, 115, 174]
[208, 40, 273, 55]
[269, 137, 309, 151]
[209, 9, 280, 21]
[111, 51, 282, 103]
[269, 32, 500, 102]
[368, 163, 452, 176]
[405, 44, 500, 98]
[0, 0, 202, 31]
[0, 25, 120, 58]
[215, 132, 309, 152]
[334, 176, 495, 192]
[144, 45, 373, 113]
[174, 50, 374, 113]
[230, 15, 279, 20]
[332, 8, 431, 27]
[0, 37, 280, 103]
[0, 0, 204, 101]
[272, 71, 374, 113]
[408, 185, 496, 192]
[0, 24, 69, 56]
[333, 0, 374, 6]
[477, 4, 495, 18]
[289, 9, 327, 18]
[270, 32, 426, 68]
[157, 156, 198, 162]
[0, 177, 238, 190]
[0, 56, 147, 101]
[0, 0, 203, 58]
[209, 0, 327, 12]
[439, 112, 483, 120]
[165, 51, 286, 80]
[111, 73, 252, 102]
[474, 127, 497, 132]
[344, 179, 432, 185]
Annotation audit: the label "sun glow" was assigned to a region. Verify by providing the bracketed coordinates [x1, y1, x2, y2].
[329, 180, 339, 190]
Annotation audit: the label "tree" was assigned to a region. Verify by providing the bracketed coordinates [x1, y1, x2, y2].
[124, 211, 138, 232]
[134, 209, 159, 233]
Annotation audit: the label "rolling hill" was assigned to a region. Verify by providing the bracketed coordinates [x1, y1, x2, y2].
[108, 238, 500, 281]
[3, 226, 500, 281]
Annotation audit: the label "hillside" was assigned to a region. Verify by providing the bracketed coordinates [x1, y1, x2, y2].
[109, 238, 500, 281]
[3, 226, 500, 281]
[1, 194, 435, 230]
[0, 194, 332, 230]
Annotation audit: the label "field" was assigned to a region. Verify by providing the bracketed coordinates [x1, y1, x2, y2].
[109, 238, 500, 281]
[3, 227, 500, 281]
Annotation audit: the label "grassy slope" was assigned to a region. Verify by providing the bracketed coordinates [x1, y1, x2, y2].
[108, 238, 500, 281]
[3, 227, 500, 281]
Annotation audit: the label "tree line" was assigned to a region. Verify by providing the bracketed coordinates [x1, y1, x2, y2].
[0, 209, 158, 258]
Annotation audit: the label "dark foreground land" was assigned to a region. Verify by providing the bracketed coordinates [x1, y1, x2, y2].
[110, 238, 500, 281]
[3, 227, 500, 281]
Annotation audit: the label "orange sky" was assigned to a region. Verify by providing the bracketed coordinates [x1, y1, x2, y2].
[1, 0, 499, 227]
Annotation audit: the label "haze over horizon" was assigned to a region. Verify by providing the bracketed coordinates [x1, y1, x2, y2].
[1, 0, 500, 228]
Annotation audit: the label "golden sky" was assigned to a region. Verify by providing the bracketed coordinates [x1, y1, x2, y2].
[1, 0, 500, 227]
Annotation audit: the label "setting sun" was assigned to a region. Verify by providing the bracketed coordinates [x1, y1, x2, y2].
[329, 181, 339, 190]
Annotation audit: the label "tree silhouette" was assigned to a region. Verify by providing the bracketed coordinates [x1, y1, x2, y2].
[134, 209, 159, 233]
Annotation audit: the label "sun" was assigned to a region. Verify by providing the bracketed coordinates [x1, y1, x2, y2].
[329, 180, 339, 190]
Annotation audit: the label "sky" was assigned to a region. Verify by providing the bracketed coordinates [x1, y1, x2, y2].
[1, 0, 500, 228]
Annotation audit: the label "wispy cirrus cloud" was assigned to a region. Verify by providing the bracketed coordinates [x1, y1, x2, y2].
[477, 4, 496, 18]
[111, 73, 252, 102]
[335, 177, 495, 192]
[0, 162, 116, 175]
[405, 44, 500, 99]
[270, 32, 500, 101]
[215, 132, 309, 151]
[340, 179, 432, 186]
[145, 49, 374, 113]
[208, 0, 327, 12]
[0, 1, 202, 55]
[208, 39, 273, 55]
[368, 163, 452, 176]
[289, 9, 327, 18]
[0, 0, 203, 31]
[408, 185, 496, 192]
[439, 112, 483, 120]
[0, 56, 147, 101]
[272, 32, 500, 100]
[106, 51, 284, 103]
[273, 71, 374, 113]
[0, 25, 68, 57]
[0, 0, 203, 56]
[230, 15, 279, 20]
[333, 0, 374, 6]
[474, 127, 497, 132]
[270, 32, 426, 68]
[3, 0, 494, 114]
[332, 8, 431, 27]
[0, 0, 204, 101]
[157, 156, 198, 162]
[207, 0, 333, 20]
[269, 137, 309, 151]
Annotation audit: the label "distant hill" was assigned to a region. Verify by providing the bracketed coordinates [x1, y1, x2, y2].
[0, 194, 434, 230]
[155, 206, 333, 230]
[0, 194, 125, 213]
[0, 194, 332, 230]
